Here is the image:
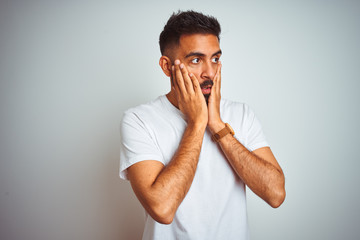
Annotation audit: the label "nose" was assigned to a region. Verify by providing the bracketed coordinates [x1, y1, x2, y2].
[200, 60, 216, 80]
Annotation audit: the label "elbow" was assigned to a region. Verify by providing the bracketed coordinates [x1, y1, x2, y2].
[153, 214, 174, 225]
[268, 187, 286, 208]
[148, 203, 175, 225]
[138, 190, 177, 225]
[268, 173, 286, 208]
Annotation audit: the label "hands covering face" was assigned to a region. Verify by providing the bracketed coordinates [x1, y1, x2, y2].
[171, 59, 223, 131]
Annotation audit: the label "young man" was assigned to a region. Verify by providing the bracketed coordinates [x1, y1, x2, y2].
[120, 10, 285, 240]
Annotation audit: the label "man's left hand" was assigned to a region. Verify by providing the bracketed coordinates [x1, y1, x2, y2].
[207, 61, 225, 133]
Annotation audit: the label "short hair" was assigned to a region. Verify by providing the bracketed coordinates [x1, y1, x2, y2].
[159, 10, 221, 56]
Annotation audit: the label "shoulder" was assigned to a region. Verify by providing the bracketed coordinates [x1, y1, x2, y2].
[122, 96, 164, 123]
[124, 96, 163, 116]
[220, 98, 252, 115]
[220, 99, 260, 130]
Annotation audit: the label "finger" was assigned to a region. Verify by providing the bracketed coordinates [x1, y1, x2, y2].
[214, 61, 222, 82]
[188, 72, 201, 94]
[209, 61, 221, 98]
[214, 61, 222, 93]
[180, 63, 195, 94]
[174, 60, 186, 94]
[170, 65, 176, 91]
[171, 62, 182, 93]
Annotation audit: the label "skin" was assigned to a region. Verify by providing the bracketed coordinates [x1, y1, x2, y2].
[127, 33, 286, 224]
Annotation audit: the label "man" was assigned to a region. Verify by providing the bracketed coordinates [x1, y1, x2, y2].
[120, 10, 285, 240]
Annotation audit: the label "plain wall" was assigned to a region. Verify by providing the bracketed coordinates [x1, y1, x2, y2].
[1, 0, 359, 239]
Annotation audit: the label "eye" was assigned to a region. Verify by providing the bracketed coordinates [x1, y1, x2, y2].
[212, 57, 219, 63]
[191, 58, 200, 64]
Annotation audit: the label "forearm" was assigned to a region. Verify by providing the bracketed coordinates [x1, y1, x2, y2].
[216, 133, 285, 207]
[145, 123, 206, 222]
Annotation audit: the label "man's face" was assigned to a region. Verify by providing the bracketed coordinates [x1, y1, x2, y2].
[171, 34, 222, 98]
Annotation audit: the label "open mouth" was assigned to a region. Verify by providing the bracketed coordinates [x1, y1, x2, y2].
[200, 80, 214, 95]
[201, 85, 212, 95]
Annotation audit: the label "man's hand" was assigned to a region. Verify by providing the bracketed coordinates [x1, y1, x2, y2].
[172, 59, 208, 127]
[207, 62, 224, 133]
[203, 62, 285, 207]
[128, 60, 209, 224]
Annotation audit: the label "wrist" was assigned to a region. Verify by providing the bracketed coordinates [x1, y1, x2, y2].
[187, 120, 207, 132]
[211, 123, 235, 142]
[208, 120, 225, 134]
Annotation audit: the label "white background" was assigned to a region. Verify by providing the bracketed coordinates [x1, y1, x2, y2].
[1, 0, 359, 239]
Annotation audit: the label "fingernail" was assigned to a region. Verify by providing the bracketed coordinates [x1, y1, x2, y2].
[180, 64, 184, 69]
[174, 59, 180, 65]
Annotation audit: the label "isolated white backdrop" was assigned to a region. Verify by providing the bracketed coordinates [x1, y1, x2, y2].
[1, 1, 359, 240]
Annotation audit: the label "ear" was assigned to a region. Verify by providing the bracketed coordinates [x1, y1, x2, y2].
[159, 56, 172, 77]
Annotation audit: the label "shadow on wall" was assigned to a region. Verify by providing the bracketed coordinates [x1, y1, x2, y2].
[117, 180, 145, 240]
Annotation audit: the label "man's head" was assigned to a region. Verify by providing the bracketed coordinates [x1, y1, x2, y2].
[159, 10, 221, 59]
[159, 11, 222, 104]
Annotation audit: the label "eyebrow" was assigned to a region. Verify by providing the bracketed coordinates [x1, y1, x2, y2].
[185, 50, 222, 59]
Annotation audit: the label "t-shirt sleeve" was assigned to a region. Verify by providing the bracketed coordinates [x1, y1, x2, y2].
[244, 104, 270, 151]
[119, 110, 164, 180]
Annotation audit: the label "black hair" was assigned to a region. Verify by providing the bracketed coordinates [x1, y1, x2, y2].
[159, 10, 221, 56]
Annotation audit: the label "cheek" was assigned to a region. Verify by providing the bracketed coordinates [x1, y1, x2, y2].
[212, 64, 218, 72]
[186, 65, 202, 77]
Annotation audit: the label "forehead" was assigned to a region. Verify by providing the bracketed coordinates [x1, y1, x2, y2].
[176, 34, 220, 57]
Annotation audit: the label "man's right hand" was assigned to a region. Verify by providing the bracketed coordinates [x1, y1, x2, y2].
[127, 60, 208, 225]
[172, 59, 208, 127]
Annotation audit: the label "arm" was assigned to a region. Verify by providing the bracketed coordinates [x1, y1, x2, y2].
[210, 130, 285, 208]
[207, 62, 286, 208]
[127, 60, 208, 224]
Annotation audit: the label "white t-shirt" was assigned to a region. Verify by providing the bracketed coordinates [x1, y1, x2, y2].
[120, 95, 269, 240]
